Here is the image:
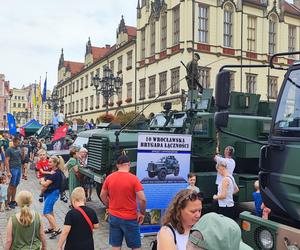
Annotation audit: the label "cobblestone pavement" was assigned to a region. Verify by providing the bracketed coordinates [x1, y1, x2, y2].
[0, 169, 155, 250]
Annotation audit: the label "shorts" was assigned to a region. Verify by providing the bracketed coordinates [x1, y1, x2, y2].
[0, 195, 7, 202]
[82, 176, 94, 189]
[10, 167, 22, 187]
[109, 214, 141, 248]
[43, 189, 59, 215]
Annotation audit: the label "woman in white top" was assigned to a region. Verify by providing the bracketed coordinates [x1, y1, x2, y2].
[213, 161, 238, 220]
[157, 189, 202, 250]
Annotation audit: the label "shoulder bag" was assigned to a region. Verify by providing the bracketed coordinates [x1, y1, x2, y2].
[75, 206, 94, 232]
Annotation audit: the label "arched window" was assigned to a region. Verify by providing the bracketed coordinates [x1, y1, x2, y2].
[223, 2, 234, 48]
[160, 11, 167, 51]
[268, 14, 277, 55]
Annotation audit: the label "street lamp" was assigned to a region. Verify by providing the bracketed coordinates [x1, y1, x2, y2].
[8, 90, 13, 114]
[47, 87, 64, 113]
[92, 65, 123, 115]
[15, 111, 28, 125]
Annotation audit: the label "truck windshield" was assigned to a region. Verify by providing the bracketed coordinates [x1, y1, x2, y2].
[167, 113, 187, 127]
[150, 114, 167, 128]
[273, 68, 300, 137]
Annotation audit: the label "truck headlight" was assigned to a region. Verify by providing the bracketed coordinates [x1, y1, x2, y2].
[258, 229, 274, 250]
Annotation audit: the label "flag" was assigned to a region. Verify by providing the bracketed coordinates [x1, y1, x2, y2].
[51, 124, 68, 142]
[32, 82, 37, 107]
[37, 76, 42, 106]
[42, 74, 47, 102]
[20, 127, 25, 137]
[27, 88, 32, 109]
[7, 113, 17, 135]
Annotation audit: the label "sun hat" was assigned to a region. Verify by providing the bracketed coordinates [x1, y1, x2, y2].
[189, 212, 253, 250]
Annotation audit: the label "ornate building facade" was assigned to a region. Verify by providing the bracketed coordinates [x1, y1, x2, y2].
[56, 0, 300, 121]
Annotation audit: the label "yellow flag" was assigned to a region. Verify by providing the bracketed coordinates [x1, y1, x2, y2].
[37, 77, 42, 106]
[32, 82, 37, 107]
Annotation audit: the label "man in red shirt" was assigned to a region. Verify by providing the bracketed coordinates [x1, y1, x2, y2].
[100, 155, 146, 250]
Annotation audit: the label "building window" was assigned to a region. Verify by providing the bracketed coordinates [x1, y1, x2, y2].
[13, 103, 16, 108]
[72, 82, 75, 94]
[198, 5, 208, 43]
[247, 16, 256, 52]
[246, 74, 257, 94]
[171, 67, 180, 93]
[23, 103, 25, 108]
[65, 86, 67, 97]
[269, 15, 277, 55]
[76, 100, 79, 112]
[96, 94, 100, 108]
[268, 76, 278, 99]
[173, 5, 180, 45]
[199, 67, 210, 88]
[90, 95, 94, 109]
[139, 79, 146, 100]
[159, 71, 167, 96]
[80, 78, 83, 90]
[85, 75, 89, 88]
[90, 72, 94, 86]
[224, 3, 233, 48]
[160, 12, 167, 51]
[149, 75, 156, 98]
[150, 19, 156, 55]
[127, 51, 133, 68]
[117, 88, 122, 100]
[127, 82, 132, 98]
[110, 61, 114, 74]
[85, 97, 88, 111]
[288, 25, 296, 57]
[96, 68, 100, 76]
[76, 80, 79, 92]
[117, 56, 123, 73]
[141, 28, 146, 59]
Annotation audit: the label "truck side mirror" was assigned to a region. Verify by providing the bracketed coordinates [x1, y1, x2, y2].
[215, 71, 231, 110]
[214, 111, 229, 129]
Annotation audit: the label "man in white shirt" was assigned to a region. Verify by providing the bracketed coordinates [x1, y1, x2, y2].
[214, 146, 235, 185]
[57, 110, 65, 126]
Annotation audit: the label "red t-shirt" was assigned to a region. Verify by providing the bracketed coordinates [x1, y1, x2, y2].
[36, 159, 50, 178]
[102, 171, 144, 220]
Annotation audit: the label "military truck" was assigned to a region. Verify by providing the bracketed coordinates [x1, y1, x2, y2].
[78, 86, 273, 203]
[214, 51, 300, 250]
[147, 155, 180, 180]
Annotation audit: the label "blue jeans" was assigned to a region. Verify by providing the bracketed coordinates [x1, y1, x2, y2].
[10, 167, 21, 187]
[109, 214, 141, 248]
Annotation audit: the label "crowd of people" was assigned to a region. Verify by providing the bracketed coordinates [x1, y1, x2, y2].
[0, 126, 268, 250]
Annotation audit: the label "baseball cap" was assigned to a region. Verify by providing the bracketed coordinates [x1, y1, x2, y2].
[116, 155, 130, 165]
[189, 213, 253, 250]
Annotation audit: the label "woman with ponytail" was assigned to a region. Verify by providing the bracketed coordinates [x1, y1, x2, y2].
[40, 155, 64, 239]
[4, 190, 46, 250]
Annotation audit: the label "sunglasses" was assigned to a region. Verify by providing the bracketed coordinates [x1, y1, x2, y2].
[184, 192, 203, 201]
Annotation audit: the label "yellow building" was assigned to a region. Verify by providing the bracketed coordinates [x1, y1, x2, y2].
[56, 0, 300, 121]
[10, 88, 29, 126]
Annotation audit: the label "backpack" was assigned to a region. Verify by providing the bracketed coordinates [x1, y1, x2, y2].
[59, 170, 68, 192]
[150, 224, 177, 250]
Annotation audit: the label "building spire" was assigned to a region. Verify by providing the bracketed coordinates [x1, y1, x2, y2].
[137, 0, 141, 18]
[58, 48, 64, 69]
[86, 37, 92, 55]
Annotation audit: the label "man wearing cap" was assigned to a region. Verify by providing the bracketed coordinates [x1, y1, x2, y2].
[187, 212, 253, 250]
[186, 53, 203, 93]
[100, 155, 147, 250]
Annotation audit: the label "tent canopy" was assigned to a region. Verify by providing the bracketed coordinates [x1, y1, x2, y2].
[21, 119, 42, 135]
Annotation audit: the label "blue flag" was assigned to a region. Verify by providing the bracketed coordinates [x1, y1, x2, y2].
[42, 75, 47, 102]
[7, 113, 17, 135]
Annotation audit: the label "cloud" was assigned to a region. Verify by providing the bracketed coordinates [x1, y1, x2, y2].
[0, 0, 136, 90]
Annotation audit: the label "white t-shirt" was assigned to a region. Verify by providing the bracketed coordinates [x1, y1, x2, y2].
[57, 113, 65, 123]
[215, 155, 235, 185]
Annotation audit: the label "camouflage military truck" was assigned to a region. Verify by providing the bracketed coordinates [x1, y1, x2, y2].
[215, 51, 300, 250]
[147, 155, 180, 180]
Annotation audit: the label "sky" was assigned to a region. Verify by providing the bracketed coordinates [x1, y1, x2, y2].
[0, 0, 295, 91]
[0, 0, 137, 91]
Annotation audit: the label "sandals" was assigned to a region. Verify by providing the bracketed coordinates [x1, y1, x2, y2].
[44, 228, 54, 234]
[50, 229, 62, 239]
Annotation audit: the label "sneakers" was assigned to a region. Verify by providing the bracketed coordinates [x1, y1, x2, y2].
[49, 229, 62, 239]
[44, 228, 54, 234]
[60, 195, 68, 203]
[8, 201, 17, 209]
[38, 196, 44, 203]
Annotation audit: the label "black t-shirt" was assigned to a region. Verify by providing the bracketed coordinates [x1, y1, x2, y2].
[64, 206, 99, 250]
[44, 169, 62, 194]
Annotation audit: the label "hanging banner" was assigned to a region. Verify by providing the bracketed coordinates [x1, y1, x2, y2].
[137, 132, 192, 234]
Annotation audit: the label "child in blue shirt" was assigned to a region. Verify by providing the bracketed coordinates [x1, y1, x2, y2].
[253, 180, 262, 217]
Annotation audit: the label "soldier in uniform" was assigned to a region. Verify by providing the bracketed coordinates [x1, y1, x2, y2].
[186, 53, 203, 93]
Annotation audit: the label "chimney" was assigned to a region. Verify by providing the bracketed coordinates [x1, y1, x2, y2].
[105, 44, 110, 49]
[294, 0, 300, 8]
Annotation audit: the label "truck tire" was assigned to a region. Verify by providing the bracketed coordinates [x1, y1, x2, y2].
[148, 172, 156, 178]
[158, 169, 167, 181]
[174, 167, 179, 176]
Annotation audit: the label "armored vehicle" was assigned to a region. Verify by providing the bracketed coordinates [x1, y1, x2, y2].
[147, 155, 180, 180]
[215, 51, 300, 250]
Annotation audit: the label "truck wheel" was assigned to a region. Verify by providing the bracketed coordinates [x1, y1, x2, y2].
[158, 169, 167, 181]
[174, 167, 179, 176]
[148, 172, 156, 178]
